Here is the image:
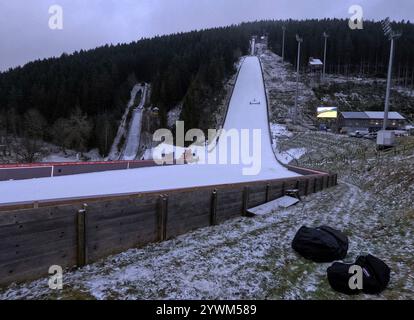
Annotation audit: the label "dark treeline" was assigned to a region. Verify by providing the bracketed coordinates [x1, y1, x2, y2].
[261, 19, 414, 77]
[0, 26, 249, 155]
[0, 19, 413, 156]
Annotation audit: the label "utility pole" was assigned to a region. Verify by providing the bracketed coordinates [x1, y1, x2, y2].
[282, 26, 286, 62]
[381, 18, 402, 131]
[294, 34, 303, 125]
[323, 32, 329, 81]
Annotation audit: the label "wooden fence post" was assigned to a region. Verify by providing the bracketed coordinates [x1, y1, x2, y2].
[158, 195, 168, 241]
[281, 182, 286, 196]
[210, 189, 218, 226]
[265, 184, 270, 202]
[313, 178, 317, 193]
[305, 179, 309, 196]
[77, 203, 88, 267]
[242, 186, 250, 216]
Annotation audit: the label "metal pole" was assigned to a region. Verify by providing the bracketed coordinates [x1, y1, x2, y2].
[294, 40, 301, 125]
[383, 37, 395, 131]
[282, 27, 286, 62]
[323, 35, 328, 81]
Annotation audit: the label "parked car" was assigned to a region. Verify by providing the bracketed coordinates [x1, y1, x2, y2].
[349, 130, 368, 138]
[363, 132, 378, 140]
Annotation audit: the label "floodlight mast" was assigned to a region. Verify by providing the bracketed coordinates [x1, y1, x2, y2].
[282, 26, 286, 62]
[381, 18, 402, 131]
[294, 35, 303, 125]
[323, 32, 329, 81]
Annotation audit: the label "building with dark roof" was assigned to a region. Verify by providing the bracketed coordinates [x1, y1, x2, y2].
[338, 111, 407, 133]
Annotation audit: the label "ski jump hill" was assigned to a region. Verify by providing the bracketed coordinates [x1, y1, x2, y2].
[1, 57, 305, 206]
[0, 56, 337, 287]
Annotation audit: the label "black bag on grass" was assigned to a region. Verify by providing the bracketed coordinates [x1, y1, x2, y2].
[292, 226, 348, 262]
[327, 262, 361, 295]
[327, 255, 391, 295]
[356, 254, 391, 294]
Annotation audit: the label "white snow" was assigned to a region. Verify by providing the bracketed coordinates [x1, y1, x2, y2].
[167, 104, 183, 128]
[0, 57, 299, 205]
[107, 84, 143, 161]
[248, 196, 300, 216]
[121, 84, 148, 160]
[277, 148, 307, 165]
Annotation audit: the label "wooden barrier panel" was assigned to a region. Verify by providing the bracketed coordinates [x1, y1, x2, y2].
[0, 205, 78, 286]
[0, 166, 52, 181]
[247, 184, 268, 209]
[216, 187, 244, 223]
[166, 189, 212, 239]
[85, 196, 159, 262]
[0, 173, 338, 287]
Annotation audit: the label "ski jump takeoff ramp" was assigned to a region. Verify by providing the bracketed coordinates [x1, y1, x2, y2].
[0, 57, 337, 286]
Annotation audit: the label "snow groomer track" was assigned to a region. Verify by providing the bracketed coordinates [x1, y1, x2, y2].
[0, 57, 337, 286]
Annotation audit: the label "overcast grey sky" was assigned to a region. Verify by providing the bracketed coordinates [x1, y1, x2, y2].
[1, 0, 413, 71]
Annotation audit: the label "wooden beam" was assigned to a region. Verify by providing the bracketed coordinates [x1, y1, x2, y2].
[210, 189, 218, 226]
[242, 186, 250, 216]
[158, 195, 168, 241]
[265, 184, 270, 202]
[77, 204, 88, 267]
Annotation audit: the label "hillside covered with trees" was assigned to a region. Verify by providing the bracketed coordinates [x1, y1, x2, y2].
[0, 19, 413, 157]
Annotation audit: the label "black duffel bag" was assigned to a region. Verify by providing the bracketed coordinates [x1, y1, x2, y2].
[327, 255, 391, 295]
[292, 226, 349, 262]
[356, 254, 391, 294]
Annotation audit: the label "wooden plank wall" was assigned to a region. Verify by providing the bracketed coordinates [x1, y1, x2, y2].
[0, 173, 338, 287]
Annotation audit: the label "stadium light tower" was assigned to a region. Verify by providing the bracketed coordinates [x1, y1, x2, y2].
[322, 32, 329, 81]
[294, 34, 303, 125]
[381, 18, 402, 131]
[282, 26, 286, 62]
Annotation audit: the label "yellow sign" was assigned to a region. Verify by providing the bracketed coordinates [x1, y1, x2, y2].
[317, 107, 338, 119]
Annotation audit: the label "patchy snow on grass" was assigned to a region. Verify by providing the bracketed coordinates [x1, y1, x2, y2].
[42, 149, 103, 163]
[2, 179, 412, 300]
[167, 104, 183, 128]
[276, 148, 307, 165]
[270, 123, 293, 138]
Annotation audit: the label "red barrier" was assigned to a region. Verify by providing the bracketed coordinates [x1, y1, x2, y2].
[0, 160, 161, 181]
[0, 160, 156, 169]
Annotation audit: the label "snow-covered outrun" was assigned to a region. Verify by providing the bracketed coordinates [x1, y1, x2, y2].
[0, 57, 299, 205]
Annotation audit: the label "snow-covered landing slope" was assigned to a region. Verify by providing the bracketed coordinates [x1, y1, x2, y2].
[121, 84, 148, 160]
[0, 57, 299, 205]
[107, 84, 143, 161]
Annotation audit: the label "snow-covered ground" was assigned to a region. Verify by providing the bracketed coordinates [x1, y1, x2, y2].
[42, 149, 103, 163]
[167, 104, 183, 128]
[2, 49, 413, 300]
[121, 84, 148, 160]
[0, 57, 299, 205]
[2, 178, 412, 300]
[259, 47, 318, 127]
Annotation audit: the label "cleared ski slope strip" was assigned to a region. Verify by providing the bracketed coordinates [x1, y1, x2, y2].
[107, 84, 143, 161]
[0, 57, 299, 205]
[121, 84, 148, 160]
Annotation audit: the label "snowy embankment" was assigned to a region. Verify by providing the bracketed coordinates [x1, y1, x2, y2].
[0, 57, 299, 205]
[3, 179, 412, 300]
[107, 84, 144, 161]
[120, 84, 148, 160]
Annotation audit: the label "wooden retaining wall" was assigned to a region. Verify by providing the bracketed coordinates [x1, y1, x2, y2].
[0, 170, 337, 287]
